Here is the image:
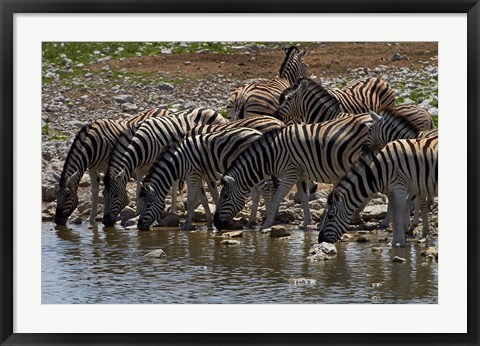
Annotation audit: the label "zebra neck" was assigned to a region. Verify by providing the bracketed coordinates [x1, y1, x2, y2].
[149, 152, 183, 199]
[338, 159, 383, 216]
[307, 91, 341, 123]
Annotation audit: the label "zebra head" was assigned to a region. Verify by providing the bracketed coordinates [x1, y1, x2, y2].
[225, 86, 246, 121]
[279, 46, 309, 84]
[317, 189, 350, 243]
[54, 171, 79, 225]
[213, 174, 246, 231]
[137, 182, 165, 231]
[102, 169, 130, 227]
[362, 110, 386, 153]
[274, 80, 306, 125]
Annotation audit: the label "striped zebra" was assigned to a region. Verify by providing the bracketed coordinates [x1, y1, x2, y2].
[363, 105, 436, 152]
[135, 115, 285, 227]
[274, 77, 395, 125]
[213, 114, 374, 231]
[226, 46, 308, 120]
[137, 128, 264, 231]
[318, 136, 438, 247]
[53, 107, 169, 225]
[363, 106, 437, 232]
[102, 108, 227, 226]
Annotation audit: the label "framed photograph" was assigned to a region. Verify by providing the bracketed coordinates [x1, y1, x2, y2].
[1, 1, 479, 345]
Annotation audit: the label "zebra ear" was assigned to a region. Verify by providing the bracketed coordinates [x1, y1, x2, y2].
[215, 172, 223, 181]
[115, 169, 126, 181]
[369, 110, 381, 122]
[66, 171, 79, 187]
[53, 172, 61, 182]
[300, 48, 308, 57]
[223, 175, 235, 185]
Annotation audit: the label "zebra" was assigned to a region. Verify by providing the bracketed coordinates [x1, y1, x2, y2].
[137, 128, 264, 231]
[226, 46, 308, 120]
[213, 113, 374, 231]
[363, 105, 436, 153]
[102, 107, 227, 226]
[318, 136, 438, 247]
[53, 107, 170, 225]
[135, 115, 285, 227]
[274, 77, 396, 125]
[363, 106, 437, 232]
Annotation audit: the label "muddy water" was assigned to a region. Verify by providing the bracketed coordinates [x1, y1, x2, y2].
[42, 222, 437, 304]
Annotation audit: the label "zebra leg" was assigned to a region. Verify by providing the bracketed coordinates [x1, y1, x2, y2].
[407, 196, 420, 236]
[297, 180, 312, 229]
[88, 170, 100, 224]
[182, 177, 201, 231]
[246, 189, 260, 227]
[420, 196, 430, 239]
[261, 174, 298, 229]
[170, 180, 178, 214]
[379, 198, 392, 229]
[207, 180, 219, 204]
[390, 188, 408, 247]
[198, 184, 213, 227]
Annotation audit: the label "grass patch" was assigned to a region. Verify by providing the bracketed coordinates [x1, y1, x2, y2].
[409, 89, 427, 102]
[431, 98, 438, 108]
[432, 116, 438, 128]
[42, 124, 68, 141]
[218, 109, 228, 118]
[395, 96, 405, 105]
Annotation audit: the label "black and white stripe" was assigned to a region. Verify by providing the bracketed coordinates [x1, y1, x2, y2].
[226, 46, 308, 120]
[137, 127, 264, 230]
[54, 107, 169, 225]
[318, 136, 438, 247]
[213, 114, 373, 231]
[274, 77, 395, 125]
[102, 108, 227, 226]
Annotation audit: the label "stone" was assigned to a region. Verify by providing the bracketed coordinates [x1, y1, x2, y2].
[113, 95, 134, 104]
[222, 231, 243, 238]
[122, 103, 138, 112]
[270, 225, 291, 237]
[356, 236, 370, 243]
[391, 53, 409, 61]
[372, 247, 383, 252]
[184, 61, 192, 65]
[157, 83, 174, 91]
[309, 242, 337, 255]
[361, 205, 388, 221]
[158, 214, 180, 227]
[361, 221, 378, 230]
[340, 233, 353, 242]
[274, 210, 296, 224]
[392, 256, 407, 263]
[307, 252, 332, 262]
[70, 216, 82, 224]
[144, 249, 167, 258]
[421, 246, 438, 260]
[220, 239, 240, 245]
[118, 207, 136, 226]
[288, 278, 316, 285]
[42, 185, 56, 202]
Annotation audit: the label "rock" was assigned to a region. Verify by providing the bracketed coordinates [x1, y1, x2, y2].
[161, 48, 172, 54]
[356, 236, 370, 243]
[278, 236, 294, 240]
[421, 246, 438, 260]
[372, 247, 383, 252]
[309, 242, 337, 255]
[113, 95, 134, 104]
[42, 185, 56, 202]
[222, 231, 243, 238]
[274, 210, 296, 224]
[270, 225, 291, 237]
[125, 219, 136, 227]
[70, 216, 82, 224]
[122, 103, 138, 112]
[392, 256, 407, 263]
[428, 107, 438, 117]
[361, 221, 378, 230]
[157, 83, 174, 91]
[340, 233, 353, 242]
[307, 252, 332, 262]
[260, 228, 271, 234]
[184, 61, 192, 65]
[361, 205, 388, 221]
[118, 207, 136, 226]
[158, 214, 180, 227]
[391, 53, 409, 61]
[288, 278, 316, 285]
[220, 239, 240, 245]
[144, 249, 167, 258]
[417, 238, 427, 244]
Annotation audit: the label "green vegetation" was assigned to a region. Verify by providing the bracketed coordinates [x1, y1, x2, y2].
[42, 124, 68, 141]
[432, 116, 438, 127]
[218, 109, 228, 118]
[395, 96, 405, 105]
[431, 98, 438, 108]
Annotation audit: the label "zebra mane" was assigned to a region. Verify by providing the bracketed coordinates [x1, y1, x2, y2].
[59, 122, 92, 186]
[333, 151, 377, 194]
[380, 106, 423, 134]
[279, 77, 331, 104]
[278, 46, 300, 76]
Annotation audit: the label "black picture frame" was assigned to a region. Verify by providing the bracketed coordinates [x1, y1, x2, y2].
[1, 1, 479, 345]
